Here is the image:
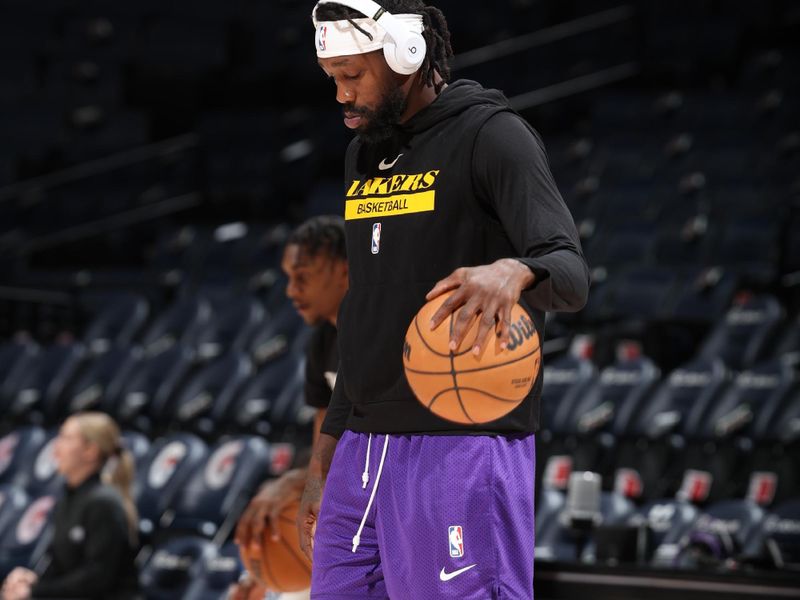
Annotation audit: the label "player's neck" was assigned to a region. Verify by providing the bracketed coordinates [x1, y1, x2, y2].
[400, 71, 446, 124]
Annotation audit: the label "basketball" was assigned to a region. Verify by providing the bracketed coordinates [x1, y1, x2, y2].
[403, 290, 541, 424]
[239, 500, 311, 592]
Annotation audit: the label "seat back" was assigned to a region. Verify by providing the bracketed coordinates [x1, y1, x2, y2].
[697, 293, 783, 370]
[183, 541, 244, 600]
[161, 436, 270, 540]
[0, 426, 48, 488]
[133, 433, 208, 536]
[139, 536, 217, 600]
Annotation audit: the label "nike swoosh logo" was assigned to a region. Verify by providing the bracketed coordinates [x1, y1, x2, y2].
[378, 153, 403, 170]
[439, 564, 477, 581]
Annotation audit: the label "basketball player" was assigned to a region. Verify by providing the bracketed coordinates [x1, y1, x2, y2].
[230, 216, 348, 600]
[298, 1, 589, 598]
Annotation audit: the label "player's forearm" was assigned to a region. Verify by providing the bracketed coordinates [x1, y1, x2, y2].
[308, 433, 338, 480]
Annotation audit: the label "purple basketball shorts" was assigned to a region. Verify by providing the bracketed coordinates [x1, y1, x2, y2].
[310, 430, 535, 599]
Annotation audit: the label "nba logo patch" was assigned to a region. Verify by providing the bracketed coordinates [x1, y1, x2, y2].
[371, 222, 381, 254]
[316, 25, 327, 51]
[448, 525, 464, 558]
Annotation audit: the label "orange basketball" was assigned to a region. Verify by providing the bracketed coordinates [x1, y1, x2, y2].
[403, 290, 541, 424]
[239, 500, 311, 592]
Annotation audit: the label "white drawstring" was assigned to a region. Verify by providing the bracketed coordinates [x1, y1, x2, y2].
[352, 434, 389, 553]
[361, 433, 372, 489]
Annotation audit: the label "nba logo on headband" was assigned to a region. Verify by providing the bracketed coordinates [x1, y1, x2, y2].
[317, 25, 328, 51]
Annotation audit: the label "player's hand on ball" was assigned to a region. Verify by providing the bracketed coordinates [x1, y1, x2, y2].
[427, 259, 535, 355]
[235, 469, 306, 547]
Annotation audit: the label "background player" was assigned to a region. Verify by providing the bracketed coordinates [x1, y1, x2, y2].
[230, 215, 347, 600]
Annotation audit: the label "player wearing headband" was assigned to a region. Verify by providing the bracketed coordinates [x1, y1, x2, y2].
[300, 2, 589, 598]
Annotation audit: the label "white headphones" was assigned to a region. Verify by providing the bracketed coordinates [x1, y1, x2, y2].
[315, 0, 426, 75]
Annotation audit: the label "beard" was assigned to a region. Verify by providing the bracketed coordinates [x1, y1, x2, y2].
[345, 82, 407, 144]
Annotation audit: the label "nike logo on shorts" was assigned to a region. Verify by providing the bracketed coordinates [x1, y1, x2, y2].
[439, 564, 477, 581]
[378, 153, 403, 170]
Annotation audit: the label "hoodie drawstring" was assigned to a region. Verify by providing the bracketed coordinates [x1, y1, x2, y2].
[352, 434, 389, 553]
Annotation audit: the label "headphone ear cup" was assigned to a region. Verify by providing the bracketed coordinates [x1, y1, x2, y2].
[383, 31, 426, 75]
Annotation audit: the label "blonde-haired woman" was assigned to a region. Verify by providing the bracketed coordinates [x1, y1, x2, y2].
[1, 412, 141, 600]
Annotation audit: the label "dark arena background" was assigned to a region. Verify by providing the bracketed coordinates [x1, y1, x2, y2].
[1, 0, 799, 598]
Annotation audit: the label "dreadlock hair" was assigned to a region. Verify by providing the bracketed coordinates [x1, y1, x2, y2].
[286, 215, 347, 261]
[314, 1, 454, 94]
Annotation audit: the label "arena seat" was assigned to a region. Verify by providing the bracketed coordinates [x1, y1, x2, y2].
[0, 493, 58, 580]
[0, 485, 29, 545]
[247, 301, 306, 366]
[611, 358, 729, 501]
[122, 430, 152, 470]
[696, 292, 784, 371]
[81, 293, 150, 354]
[58, 345, 142, 417]
[0, 342, 85, 426]
[627, 499, 699, 566]
[743, 385, 800, 506]
[604, 266, 680, 321]
[667, 267, 739, 324]
[0, 426, 48, 489]
[673, 499, 765, 569]
[139, 536, 218, 600]
[107, 344, 194, 434]
[134, 433, 208, 540]
[183, 540, 244, 600]
[743, 498, 800, 569]
[16, 430, 61, 498]
[166, 352, 253, 437]
[228, 352, 303, 437]
[158, 436, 270, 542]
[677, 360, 795, 505]
[554, 347, 661, 483]
[537, 351, 597, 494]
[139, 296, 213, 358]
[193, 297, 265, 363]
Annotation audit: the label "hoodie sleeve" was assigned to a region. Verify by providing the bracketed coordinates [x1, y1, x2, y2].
[320, 369, 350, 438]
[472, 111, 590, 312]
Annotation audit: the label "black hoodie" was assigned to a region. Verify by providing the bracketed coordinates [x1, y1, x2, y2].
[321, 79, 589, 437]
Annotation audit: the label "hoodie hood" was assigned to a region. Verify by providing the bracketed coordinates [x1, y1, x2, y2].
[401, 79, 511, 134]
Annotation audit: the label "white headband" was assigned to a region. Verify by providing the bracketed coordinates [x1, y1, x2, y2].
[313, 14, 424, 58]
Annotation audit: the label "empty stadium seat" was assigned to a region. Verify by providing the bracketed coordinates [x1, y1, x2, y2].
[194, 296, 266, 362]
[183, 541, 244, 600]
[611, 358, 729, 501]
[0, 485, 29, 546]
[107, 344, 195, 433]
[0, 426, 48, 489]
[81, 293, 150, 354]
[165, 352, 253, 437]
[0, 342, 85, 425]
[228, 352, 302, 437]
[0, 493, 58, 579]
[139, 296, 213, 358]
[553, 346, 661, 484]
[697, 292, 784, 371]
[139, 536, 217, 600]
[247, 300, 306, 367]
[678, 360, 795, 505]
[628, 499, 699, 566]
[134, 433, 208, 539]
[158, 436, 270, 542]
[673, 499, 765, 569]
[743, 498, 800, 569]
[58, 346, 142, 417]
